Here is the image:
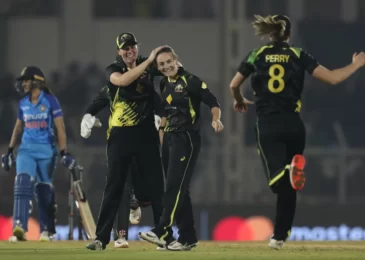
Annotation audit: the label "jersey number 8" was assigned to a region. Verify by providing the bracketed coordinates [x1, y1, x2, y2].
[268, 64, 285, 93]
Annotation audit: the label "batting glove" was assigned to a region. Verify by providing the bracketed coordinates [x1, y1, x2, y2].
[60, 150, 77, 170]
[1, 148, 15, 172]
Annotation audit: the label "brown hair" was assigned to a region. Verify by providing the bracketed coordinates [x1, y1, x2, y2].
[41, 85, 53, 95]
[35, 81, 53, 95]
[155, 46, 179, 65]
[252, 15, 291, 41]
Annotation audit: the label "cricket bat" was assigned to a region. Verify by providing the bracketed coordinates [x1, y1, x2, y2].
[70, 165, 96, 240]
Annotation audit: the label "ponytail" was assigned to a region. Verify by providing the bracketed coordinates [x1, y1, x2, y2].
[252, 15, 289, 41]
[38, 81, 53, 95]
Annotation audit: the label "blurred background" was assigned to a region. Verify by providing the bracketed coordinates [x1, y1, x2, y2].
[1, 0, 365, 242]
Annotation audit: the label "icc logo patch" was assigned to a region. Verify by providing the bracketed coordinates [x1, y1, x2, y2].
[174, 84, 184, 93]
[39, 105, 46, 112]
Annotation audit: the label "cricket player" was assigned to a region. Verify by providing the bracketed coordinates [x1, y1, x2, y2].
[84, 32, 175, 251]
[229, 14, 365, 249]
[81, 84, 164, 249]
[139, 46, 223, 251]
[1, 66, 77, 242]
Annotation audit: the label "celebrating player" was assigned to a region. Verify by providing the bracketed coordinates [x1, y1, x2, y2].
[139, 46, 223, 251]
[229, 14, 365, 249]
[81, 85, 163, 249]
[85, 33, 173, 250]
[1, 66, 77, 242]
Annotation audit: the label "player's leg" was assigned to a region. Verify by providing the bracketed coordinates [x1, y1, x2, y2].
[139, 132, 201, 247]
[166, 133, 200, 251]
[168, 190, 198, 251]
[113, 170, 132, 249]
[132, 140, 165, 227]
[10, 148, 37, 242]
[256, 115, 306, 249]
[134, 136, 167, 244]
[131, 137, 172, 250]
[156, 136, 176, 250]
[270, 117, 306, 248]
[36, 153, 58, 242]
[87, 139, 131, 250]
[255, 118, 290, 249]
[255, 119, 289, 193]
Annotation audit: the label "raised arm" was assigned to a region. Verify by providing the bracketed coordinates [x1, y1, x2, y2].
[110, 46, 167, 87]
[312, 52, 365, 85]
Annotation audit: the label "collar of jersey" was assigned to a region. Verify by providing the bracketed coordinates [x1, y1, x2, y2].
[268, 41, 290, 48]
[167, 67, 187, 83]
[26, 90, 44, 106]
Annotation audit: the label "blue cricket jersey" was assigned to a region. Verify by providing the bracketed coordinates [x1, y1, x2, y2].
[18, 90, 63, 145]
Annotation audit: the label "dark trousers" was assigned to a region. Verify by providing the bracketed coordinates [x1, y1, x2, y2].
[95, 125, 164, 245]
[153, 131, 201, 244]
[113, 159, 164, 241]
[113, 171, 133, 240]
[255, 113, 305, 240]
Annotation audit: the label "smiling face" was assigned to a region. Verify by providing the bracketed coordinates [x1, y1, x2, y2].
[22, 79, 32, 93]
[156, 52, 179, 78]
[118, 44, 138, 65]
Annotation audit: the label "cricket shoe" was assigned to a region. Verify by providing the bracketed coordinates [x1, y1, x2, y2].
[8, 236, 18, 243]
[138, 231, 166, 246]
[289, 155, 306, 191]
[39, 231, 53, 242]
[12, 225, 27, 241]
[167, 241, 198, 251]
[114, 230, 129, 248]
[156, 235, 176, 250]
[268, 238, 284, 250]
[86, 240, 106, 250]
[129, 207, 141, 225]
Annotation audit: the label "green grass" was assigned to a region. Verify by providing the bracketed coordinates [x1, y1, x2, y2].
[0, 241, 365, 260]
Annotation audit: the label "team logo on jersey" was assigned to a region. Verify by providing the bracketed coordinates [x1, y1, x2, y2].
[39, 104, 46, 112]
[166, 94, 173, 104]
[174, 84, 184, 93]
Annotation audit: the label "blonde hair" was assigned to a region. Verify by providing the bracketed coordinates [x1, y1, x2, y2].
[252, 15, 288, 41]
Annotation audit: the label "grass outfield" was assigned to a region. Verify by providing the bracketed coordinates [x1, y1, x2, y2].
[1, 241, 365, 260]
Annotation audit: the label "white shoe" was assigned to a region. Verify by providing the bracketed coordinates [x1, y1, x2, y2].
[156, 245, 166, 251]
[268, 238, 284, 250]
[114, 237, 129, 248]
[39, 231, 52, 242]
[129, 207, 141, 225]
[167, 241, 198, 251]
[138, 231, 166, 246]
[9, 236, 18, 243]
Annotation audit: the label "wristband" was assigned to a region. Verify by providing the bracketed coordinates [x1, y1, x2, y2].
[8, 147, 14, 153]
